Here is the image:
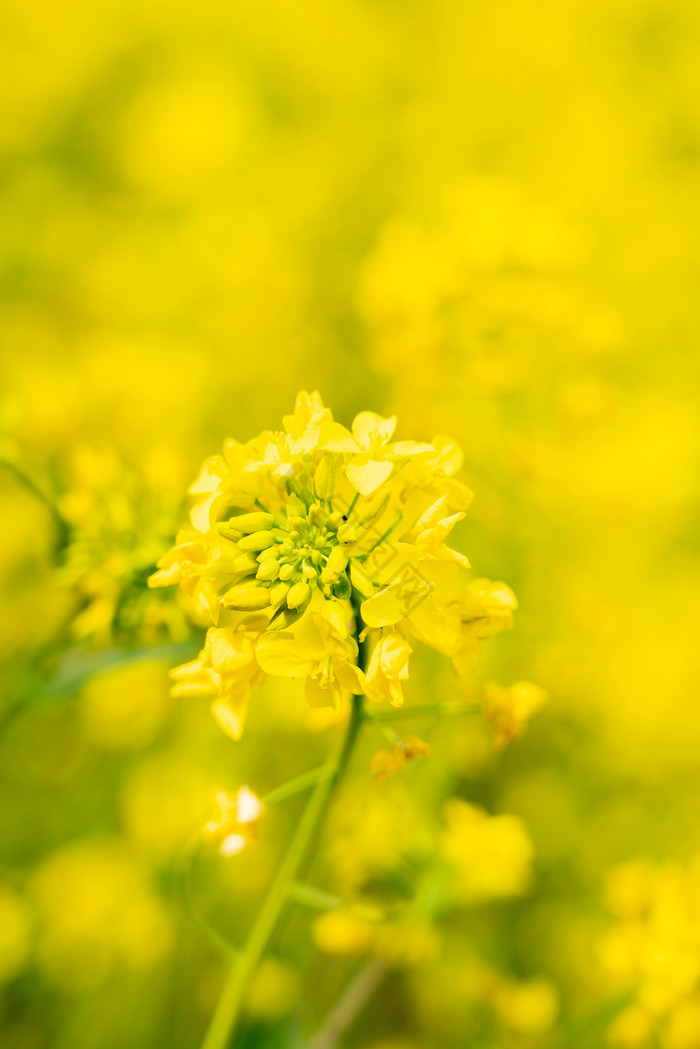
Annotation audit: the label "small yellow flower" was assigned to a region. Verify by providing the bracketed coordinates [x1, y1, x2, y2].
[482, 681, 548, 747]
[59, 447, 189, 643]
[0, 886, 31, 984]
[369, 735, 430, 781]
[441, 799, 533, 904]
[600, 854, 700, 1047]
[492, 976, 559, 1035]
[203, 786, 266, 856]
[312, 911, 376, 957]
[256, 598, 365, 709]
[170, 616, 266, 740]
[364, 631, 413, 707]
[323, 409, 434, 496]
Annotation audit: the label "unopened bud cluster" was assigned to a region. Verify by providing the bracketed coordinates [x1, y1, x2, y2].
[216, 458, 393, 627]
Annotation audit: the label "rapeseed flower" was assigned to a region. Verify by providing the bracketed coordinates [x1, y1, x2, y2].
[369, 735, 430, 782]
[150, 391, 515, 737]
[203, 786, 266, 856]
[59, 447, 190, 644]
[600, 856, 700, 1049]
[482, 681, 549, 747]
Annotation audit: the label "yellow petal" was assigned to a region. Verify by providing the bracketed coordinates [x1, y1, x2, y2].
[431, 436, 464, 476]
[352, 411, 396, 448]
[346, 459, 393, 496]
[321, 421, 359, 452]
[390, 440, 435, 457]
[255, 632, 317, 677]
[335, 659, 367, 695]
[360, 585, 406, 628]
[304, 675, 340, 709]
[189, 455, 227, 494]
[211, 697, 248, 740]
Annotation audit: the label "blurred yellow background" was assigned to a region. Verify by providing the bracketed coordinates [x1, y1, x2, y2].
[1, 1, 700, 1047]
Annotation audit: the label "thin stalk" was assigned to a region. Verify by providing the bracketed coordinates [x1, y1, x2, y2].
[200, 693, 365, 1049]
[262, 764, 331, 807]
[287, 883, 341, 912]
[305, 959, 387, 1049]
[359, 512, 402, 559]
[0, 459, 69, 549]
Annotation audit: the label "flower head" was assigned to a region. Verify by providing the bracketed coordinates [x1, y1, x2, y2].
[151, 392, 516, 736]
[369, 734, 430, 782]
[482, 681, 548, 747]
[203, 786, 266, 856]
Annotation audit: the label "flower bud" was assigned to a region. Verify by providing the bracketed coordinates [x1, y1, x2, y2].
[287, 581, 311, 609]
[308, 503, 327, 527]
[357, 490, 391, 530]
[257, 560, 280, 581]
[237, 530, 275, 552]
[320, 546, 349, 584]
[229, 512, 275, 533]
[287, 478, 314, 508]
[220, 585, 271, 611]
[337, 523, 359, 545]
[257, 546, 279, 562]
[302, 563, 317, 580]
[333, 574, 351, 600]
[232, 553, 260, 575]
[325, 512, 343, 532]
[269, 581, 290, 606]
[279, 563, 297, 581]
[313, 453, 335, 501]
[217, 523, 243, 542]
[350, 560, 375, 597]
[289, 516, 306, 530]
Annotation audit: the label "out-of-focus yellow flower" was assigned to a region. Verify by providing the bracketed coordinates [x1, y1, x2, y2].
[441, 799, 533, 904]
[151, 391, 515, 736]
[369, 735, 430, 782]
[482, 680, 549, 747]
[245, 956, 300, 1019]
[30, 839, 171, 992]
[608, 1005, 655, 1048]
[662, 998, 700, 1049]
[203, 786, 266, 857]
[59, 446, 189, 644]
[600, 856, 700, 1047]
[492, 976, 559, 1034]
[80, 660, 171, 748]
[312, 911, 376, 957]
[121, 756, 211, 859]
[0, 885, 31, 983]
[373, 918, 443, 969]
[606, 860, 657, 920]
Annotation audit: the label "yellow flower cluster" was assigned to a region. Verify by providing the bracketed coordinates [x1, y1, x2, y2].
[600, 857, 700, 1049]
[150, 391, 516, 738]
[441, 800, 533, 905]
[203, 786, 266, 857]
[59, 447, 190, 644]
[482, 681, 549, 748]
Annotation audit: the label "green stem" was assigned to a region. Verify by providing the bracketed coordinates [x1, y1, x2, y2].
[0, 459, 69, 549]
[287, 882, 341, 912]
[200, 693, 365, 1049]
[262, 764, 331, 807]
